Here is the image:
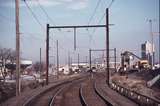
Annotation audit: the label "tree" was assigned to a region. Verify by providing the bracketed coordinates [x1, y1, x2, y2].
[0, 48, 16, 81]
[33, 62, 45, 74]
[8, 50, 16, 79]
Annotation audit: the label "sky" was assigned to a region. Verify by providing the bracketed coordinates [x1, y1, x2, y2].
[0, 0, 159, 64]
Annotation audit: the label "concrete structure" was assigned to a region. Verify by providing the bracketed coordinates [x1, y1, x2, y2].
[141, 41, 155, 65]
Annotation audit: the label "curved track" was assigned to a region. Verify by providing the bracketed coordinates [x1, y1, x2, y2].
[80, 78, 108, 106]
[23, 73, 114, 106]
[50, 76, 113, 106]
[50, 78, 86, 106]
[94, 72, 139, 106]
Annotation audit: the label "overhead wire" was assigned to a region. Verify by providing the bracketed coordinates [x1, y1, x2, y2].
[37, 0, 90, 51]
[24, 0, 44, 29]
[36, 0, 61, 31]
[0, 13, 45, 42]
[24, 0, 69, 53]
[36, 0, 56, 24]
[35, 0, 72, 52]
[0, 13, 15, 23]
[88, 0, 115, 46]
[86, 0, 105, 49]
[87, 0, 103, 25]
[97, 0, 114, 24]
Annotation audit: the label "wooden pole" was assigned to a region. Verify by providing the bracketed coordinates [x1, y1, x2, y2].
[15, 0, 21, 96]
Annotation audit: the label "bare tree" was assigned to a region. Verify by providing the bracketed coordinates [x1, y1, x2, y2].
[0, 48, 16, 81]
[9, 50, 16, 79]
[33, 62, 45, 74]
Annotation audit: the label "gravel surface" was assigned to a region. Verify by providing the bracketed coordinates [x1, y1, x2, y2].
[82, 77, 106, 106]
[111, 71, 160, 101]
[53, 79, 85, 106]
[95, 72, 138, 106]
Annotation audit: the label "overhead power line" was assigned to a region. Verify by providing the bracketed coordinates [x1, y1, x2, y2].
[36, 0, 56, 25]
[24, 0, 67, 51]
[87, 0, 115, 48]
[98, 0, 114, 24]
[0, 13, 46, 41]
[88, 0, 102, 25]
[36, 0, 61, 31]
[24, 0, 44, 29]
[0, 13, 15, 22]
[91, 0, 115, 35]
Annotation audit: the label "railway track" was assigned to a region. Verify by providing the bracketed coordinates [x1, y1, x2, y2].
[23, 71, 158, 106]
[79, 77, 113, 106]
[94, 72, 138, 106]
[23, 80, 72, 106]
[95, 72, 160, 106]
[94, 81, 113, 106]
[50, 76, 113, 106]
[22, 75, 88, 106]
[22, 72, 113, 106]
[50, 78, 86, 106]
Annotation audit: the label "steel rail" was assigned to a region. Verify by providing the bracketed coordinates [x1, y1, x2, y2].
[94, 81, 113, 106]
[22, 74, 89, 106]
[49, 86, 66, 106]
[79, 84, 88, 106]
[49, 77, 88, 106]
[22, 81, 71, 106]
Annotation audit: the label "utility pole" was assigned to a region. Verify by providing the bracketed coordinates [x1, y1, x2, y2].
[114, 48, 116, 72]
[46, 24, 49, 85]
[106, 8, 110, 86]
[159, 33, 160, 66]
[89, 49, 91, 70]
[102, 51, 104, 67]
[68, 51, 70, 67]
[78, 53, 79, 68]
[74, 28, 76, 50]
[40, 48, 42, 79]
[149, 19, 154, 68]
[70, 57, 72, 67]
[53, 40, 55, 67]
[15, 0, 21, 96]
[86, 56, 88, 64]
[56, 40, 59, 79]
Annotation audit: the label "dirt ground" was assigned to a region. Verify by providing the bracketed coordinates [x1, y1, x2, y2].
[111, 73, 160, 101]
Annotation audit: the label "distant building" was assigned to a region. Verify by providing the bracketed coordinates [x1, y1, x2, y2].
[141, 43, 147, 59]
[141, 41, 155, 65]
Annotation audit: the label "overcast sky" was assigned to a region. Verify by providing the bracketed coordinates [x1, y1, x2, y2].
[0, 0, 159, 64]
